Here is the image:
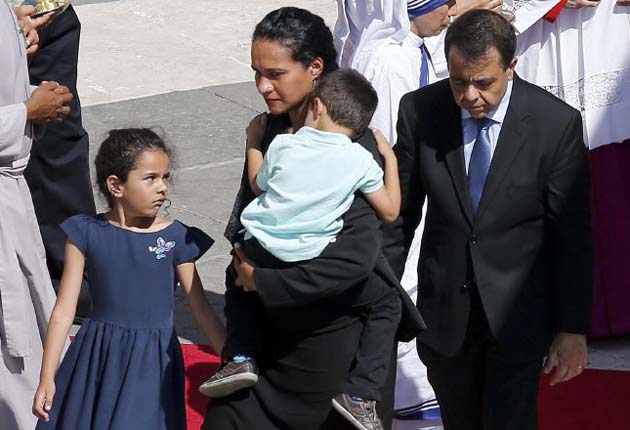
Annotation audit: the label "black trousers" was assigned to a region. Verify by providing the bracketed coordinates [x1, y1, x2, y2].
[25, 6, 96, 315]
[223, 238, 401, 402]
[417, 288, 544, 430]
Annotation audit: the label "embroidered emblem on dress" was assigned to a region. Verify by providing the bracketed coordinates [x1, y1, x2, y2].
[148, 237, 176, 259]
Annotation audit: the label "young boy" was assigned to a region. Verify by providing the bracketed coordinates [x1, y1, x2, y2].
[200, 69, 402, 430]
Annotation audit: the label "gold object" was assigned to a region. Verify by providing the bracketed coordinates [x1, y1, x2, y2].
[32, 0, 71, 16]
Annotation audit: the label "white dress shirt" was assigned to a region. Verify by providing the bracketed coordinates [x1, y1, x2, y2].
[461, 79, 514, 173]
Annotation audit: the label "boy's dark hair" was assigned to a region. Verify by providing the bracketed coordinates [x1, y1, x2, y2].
[444, 9, 516, 70]
[253, 7, 339, 77]
[95, 128, 172, 208]
[312, 68, 378, 138]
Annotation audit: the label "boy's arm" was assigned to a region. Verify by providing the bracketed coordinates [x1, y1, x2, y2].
[245, 113, 268, 195]
[365, 129, 401, 223]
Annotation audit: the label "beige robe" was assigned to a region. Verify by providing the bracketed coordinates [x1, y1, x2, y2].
[0, 2, 59, 428]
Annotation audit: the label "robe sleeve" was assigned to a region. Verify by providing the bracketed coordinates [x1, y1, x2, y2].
[359, 46, 404, 148]
[512, 0, 563, 34]
[0, 103, 27, 159]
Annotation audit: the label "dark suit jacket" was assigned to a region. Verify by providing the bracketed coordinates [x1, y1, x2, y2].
[384, 76, 593, 360]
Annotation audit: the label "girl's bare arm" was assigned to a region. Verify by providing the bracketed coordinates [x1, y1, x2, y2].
[33, 240, 85, 421]
[177, 262, 226, 355]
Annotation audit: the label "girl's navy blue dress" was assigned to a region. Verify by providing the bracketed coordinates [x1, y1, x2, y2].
[36, 214, 213, 430]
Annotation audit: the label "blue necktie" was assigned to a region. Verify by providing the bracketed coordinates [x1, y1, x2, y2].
[468, 117, 494, 216]
[419, 43, 430, 88]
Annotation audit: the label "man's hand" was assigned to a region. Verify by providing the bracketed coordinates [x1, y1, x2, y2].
[544, 333, 588, 386]
[233, 243, 257, 292]
[453, 0, 503, 17]
[25, 81, 73, 124]
[14, 6, 55, 55]
[566, 0, 600, 8]
[246, 113, 268, 150]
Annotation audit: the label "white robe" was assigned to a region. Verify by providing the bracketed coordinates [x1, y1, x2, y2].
[0, 2, 58, 429]
[335, 0, 439, 415]
[512, 0, 630, 149]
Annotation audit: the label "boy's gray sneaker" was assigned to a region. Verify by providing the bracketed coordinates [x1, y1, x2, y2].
[332, 393, 384, 430]
[198, 359, 258, 398]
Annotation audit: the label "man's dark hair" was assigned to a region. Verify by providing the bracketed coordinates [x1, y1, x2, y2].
[253, 7, 339, 76]
[444, 9, 516, 70]
[311, 68, 378, 138]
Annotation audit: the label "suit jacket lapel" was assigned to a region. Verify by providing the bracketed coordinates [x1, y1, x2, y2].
[438, 95, 474, 226]
[475, 77, 531, 222]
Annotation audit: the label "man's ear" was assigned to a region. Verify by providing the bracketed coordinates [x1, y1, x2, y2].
[507, 57, 518, 80]
[106, 175, 124, 200]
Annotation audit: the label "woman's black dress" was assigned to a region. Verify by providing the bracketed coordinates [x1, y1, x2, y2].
[203, 115, 422, 430]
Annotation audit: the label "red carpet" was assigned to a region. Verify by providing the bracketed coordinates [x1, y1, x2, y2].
[182, 344, 221, 430]
[181, 345, 630, 430]
[538, 369, 630, 429]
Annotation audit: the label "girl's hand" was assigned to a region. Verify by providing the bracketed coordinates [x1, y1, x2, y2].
[566, 0, 600, 8]
[33, 380, 56, 421]
[246, 113, 268, 150]
[372, 129, 394, 159]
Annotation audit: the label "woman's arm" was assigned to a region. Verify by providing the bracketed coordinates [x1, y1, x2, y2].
[177, 262, 226, 355]
[32, 240, 84, 422]
[236, 197, 382, 308]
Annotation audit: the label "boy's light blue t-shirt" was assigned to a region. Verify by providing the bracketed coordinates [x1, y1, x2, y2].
[240, 126, 384, 262]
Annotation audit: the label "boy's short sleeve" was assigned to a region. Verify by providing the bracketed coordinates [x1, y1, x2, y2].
[174, 224, 215, 265]
[358, 154, 384, 195]
[60, 214, 90, 254]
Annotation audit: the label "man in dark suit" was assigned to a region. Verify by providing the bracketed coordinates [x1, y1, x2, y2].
[25, 5, 96, 317]
[385, 10, 593, 430]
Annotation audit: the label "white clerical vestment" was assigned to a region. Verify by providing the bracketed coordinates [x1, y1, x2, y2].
[0, 2, 60, 429]
[335, 0, 439, 417]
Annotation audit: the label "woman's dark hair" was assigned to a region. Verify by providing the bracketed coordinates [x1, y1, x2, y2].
[95, 128, 172, 207]
[253, 7, 339, 76]
[444, 9, 516, 70]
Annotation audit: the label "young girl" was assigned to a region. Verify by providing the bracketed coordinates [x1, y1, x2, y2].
[32, 128, 226, 429]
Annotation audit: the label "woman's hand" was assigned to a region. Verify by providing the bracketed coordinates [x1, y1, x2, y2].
[32, 380, 56, 421]
[233, 243, 257, 292]
[246, 113, 268, 150]
[566, 0, 600, 8]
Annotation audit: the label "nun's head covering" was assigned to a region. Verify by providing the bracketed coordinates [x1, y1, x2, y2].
[407, 0, 451, 18]
[334, 0, 410, 68]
